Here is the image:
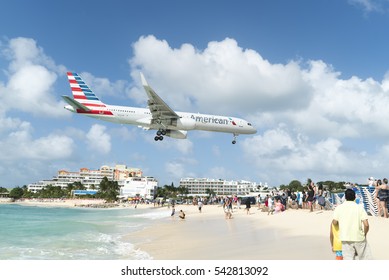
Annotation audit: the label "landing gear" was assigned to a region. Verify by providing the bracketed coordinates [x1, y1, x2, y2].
[232, 134, 238, 144]
[154, 129, 166, 141]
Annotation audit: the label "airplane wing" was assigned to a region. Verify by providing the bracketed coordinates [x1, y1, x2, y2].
[62, 95, 91, 111]
[140, 73, 180, 125]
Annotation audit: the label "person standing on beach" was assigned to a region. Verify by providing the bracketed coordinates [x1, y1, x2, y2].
[377, 178, 389, 218]
[306, 183, 315, 212]
[330, 222, 343, 260]
[267, 196, 274, 215]
[332, 188, 372, 260]
[198, 200, 203, 213]
[302, 190, 307, 209]
[374, 179, 383, 217]
[245, 198, 251, 215]
[223, 198, 233, 219]
[171, 204, 175, 217]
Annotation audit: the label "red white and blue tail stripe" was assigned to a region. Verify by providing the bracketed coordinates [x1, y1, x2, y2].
[66, 72, 113, 115]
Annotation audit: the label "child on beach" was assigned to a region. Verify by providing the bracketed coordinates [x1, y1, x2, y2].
[267, 196, 274, 215]
[223, 198, 233, 219]
[179, 210, 185, 219]
[330, 222, 343, 260]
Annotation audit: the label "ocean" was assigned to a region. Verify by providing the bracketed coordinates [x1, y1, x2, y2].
[0, 203, 168, 260]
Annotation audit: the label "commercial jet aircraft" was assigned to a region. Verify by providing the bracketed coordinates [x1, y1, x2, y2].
[62, 72, 257, 144]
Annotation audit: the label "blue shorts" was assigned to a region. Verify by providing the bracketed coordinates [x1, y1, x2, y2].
[335, 251, 343, 257]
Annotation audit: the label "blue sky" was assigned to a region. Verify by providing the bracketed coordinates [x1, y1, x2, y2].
[2, 0, 389, 188]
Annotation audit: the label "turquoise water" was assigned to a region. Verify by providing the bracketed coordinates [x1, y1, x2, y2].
[0, 204, 166, 260]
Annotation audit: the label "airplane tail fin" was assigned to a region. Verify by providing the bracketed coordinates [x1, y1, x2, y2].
[66, 72, 107, 110]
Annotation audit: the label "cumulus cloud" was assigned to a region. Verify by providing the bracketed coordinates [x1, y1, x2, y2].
[0, 117, 74, 161]
[129, 35, 311, 114]
[165, 161, 186, 179]
[86, 124, 111, 154]
[0, 37, 67, 117]
[165, 157, 198, 182]
[241, 127, 373, 184]
[78, 71, 130, 100]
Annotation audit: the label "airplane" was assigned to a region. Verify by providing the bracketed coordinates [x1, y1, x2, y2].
[62, 72, 257, 144]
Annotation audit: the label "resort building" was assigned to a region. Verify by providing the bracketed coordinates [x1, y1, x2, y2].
[114, 164, 143, 181]
[27, 165, 114, 192]
[179, 178, 258, 196]
[119, 176, 158, 200]
[27, 165, 154, 198]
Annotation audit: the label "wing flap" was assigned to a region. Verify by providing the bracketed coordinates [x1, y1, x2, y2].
[140, 73, 179, 120]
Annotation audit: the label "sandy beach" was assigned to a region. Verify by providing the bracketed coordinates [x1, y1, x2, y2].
[6, 198, 109, 208]
[4, 199, 388, 260]
[128, 203, 389, 260]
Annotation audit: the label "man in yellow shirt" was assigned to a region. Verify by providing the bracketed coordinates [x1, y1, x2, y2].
[332, 189, 372, 260]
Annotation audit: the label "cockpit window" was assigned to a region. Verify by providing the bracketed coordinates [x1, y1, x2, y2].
[248, 123, 252, 126]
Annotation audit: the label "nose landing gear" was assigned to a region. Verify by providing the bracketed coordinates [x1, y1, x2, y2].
[232, 134, 238, 144]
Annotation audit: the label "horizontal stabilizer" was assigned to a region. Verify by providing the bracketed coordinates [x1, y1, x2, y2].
[62, 95, 91, 111]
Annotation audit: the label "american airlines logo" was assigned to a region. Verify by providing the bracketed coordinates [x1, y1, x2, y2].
[191, 115, 234, 125]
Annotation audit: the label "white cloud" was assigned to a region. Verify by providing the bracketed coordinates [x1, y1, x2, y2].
[348, 0, 384, 13]
[129, 35, 311, 114]
[165, 161, 186, 180]
[0, 117, 74, 161]
[0, 37, 67, 117]
[78, 72, 130, 100]
[111, 126, 138, 142]
[206, 166, 229, 180]
[86, 124, 111, 154]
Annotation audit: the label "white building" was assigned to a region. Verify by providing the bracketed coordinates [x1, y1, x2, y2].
[27, 165, 126, 193]
[179, 178, 257, 196]
[119, 177, 158, 199]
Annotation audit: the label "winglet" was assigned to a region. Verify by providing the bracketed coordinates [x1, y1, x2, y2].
[140, 72, 148, 87]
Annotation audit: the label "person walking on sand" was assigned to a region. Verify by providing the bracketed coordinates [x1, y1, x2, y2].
[171, 204, 175, 217]
[332, 188, 372, 260]
[245, 198, 251, 215]
[198, 200, 203, 213]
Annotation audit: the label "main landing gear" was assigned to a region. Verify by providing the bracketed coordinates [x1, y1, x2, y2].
[154, 129, 166, 141]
